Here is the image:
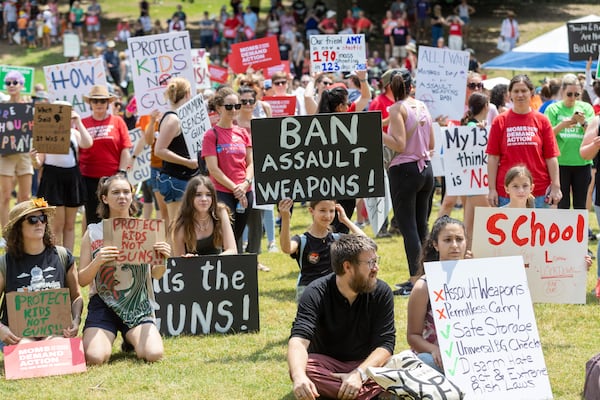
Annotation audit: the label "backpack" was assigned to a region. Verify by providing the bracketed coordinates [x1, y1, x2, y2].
[584, 352, 600, 399]
[296, 232, 340, 271]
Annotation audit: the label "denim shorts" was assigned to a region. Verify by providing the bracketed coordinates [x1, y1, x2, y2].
[157, 172, 188, 203]
[149, 167, 161, 192]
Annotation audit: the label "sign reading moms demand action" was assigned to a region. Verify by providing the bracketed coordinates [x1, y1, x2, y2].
[251, 112, 384, 205]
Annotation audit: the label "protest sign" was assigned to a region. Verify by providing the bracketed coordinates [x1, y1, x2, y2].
[309, 34, 367, 74]
[415, 46, 469, 120]
[442, 125, 489, 196]
[4, 337, 86, 380]
[6, 288, 72, 337]
[430, 122, 445, 177]
[229, 36, 281, 74]
[424, 256, 552, 399]
[103, 218, 166, 265]
[263, 61, 291, 79]
[128, 128, 151, 186]
[262, 96, 297, 117]
[208, 64, 229, 84]
[153, 254, 259, 336]
[43, 58, 108, 118]
[251, 111, 384, 204]
[62, 33, 80, 58]
[566, 21, 600, 61]
[177, 94, 211, 160]
[0, 65, 34, 94]
[32, 103, 71, 154]
[192, 48, 211, 90]
[472, 207, 588, 304]
[364, 170, 392, 236]
[0, 103, 33, 154]
[128, 31, 195, 115]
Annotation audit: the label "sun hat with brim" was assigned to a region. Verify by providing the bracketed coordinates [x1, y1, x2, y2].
[83, 85, 116, 103]
[3, 198, 56, 238]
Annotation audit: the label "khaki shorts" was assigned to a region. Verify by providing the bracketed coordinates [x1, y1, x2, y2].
[0, 153, 33, 176]
[392, 45, 407, 60]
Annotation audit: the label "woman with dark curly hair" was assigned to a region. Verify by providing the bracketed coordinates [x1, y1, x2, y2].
[489, 83, 509, 114]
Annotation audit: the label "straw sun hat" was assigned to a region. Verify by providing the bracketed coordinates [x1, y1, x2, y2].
[3, 198, 55, 238]
[83, 85, 116, 103]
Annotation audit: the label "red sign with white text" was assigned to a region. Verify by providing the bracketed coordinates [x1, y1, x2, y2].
[263, 61, 291, 79]
[208, 64, 229, 84]
[229, 36, 281, 74]
[262, 96, 297, 117]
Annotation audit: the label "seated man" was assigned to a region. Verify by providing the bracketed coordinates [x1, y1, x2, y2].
[287, 235, 395, 400]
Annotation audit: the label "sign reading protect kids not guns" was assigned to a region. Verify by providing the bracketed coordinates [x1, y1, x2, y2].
[43, 58, 108, 118]
[128, 31, 196, 115]
[6, 288, 72, 337]
[0, 103, 33, 154]
[472, 207, 588, 304]
[309, 34, 367, 74]
[103, 218, 166, 266]
[424, 256, 553, 400]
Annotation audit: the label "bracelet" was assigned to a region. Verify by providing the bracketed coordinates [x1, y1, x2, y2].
[359, 79, 367, 82]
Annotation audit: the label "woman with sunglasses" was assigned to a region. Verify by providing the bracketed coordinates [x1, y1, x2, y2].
[303, 72, 334, 115]
[544, 73, 594, 210]
[0, 198, 82, 350]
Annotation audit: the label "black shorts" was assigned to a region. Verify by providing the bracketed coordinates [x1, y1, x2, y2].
[37, 165, 86, 207]
[83, 294, 132, 337]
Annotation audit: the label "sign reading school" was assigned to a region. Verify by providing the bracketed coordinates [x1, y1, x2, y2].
[251, 111, 384, 204]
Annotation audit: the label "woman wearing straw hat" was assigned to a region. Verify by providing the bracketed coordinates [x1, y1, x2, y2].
[80, 85, 132, 227]
[0, 198, 83, 350]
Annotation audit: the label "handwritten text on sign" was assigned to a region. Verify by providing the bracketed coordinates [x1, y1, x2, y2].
[128, 128, 151, 186]
[178, 94, 211, 159]
[424, 256, 553, 400]
[566, 21, 600, 61]
[6, 288, 72, 337]
[32, 103, 71, 154]
[251, 111, 384, 204]
[415, 46, 469, 120]
[0, 103, 33, 154]
[309, 34, 367, 74]
[153, 255, 259, 336]
[472, 207, 588, 304]
[442, 125, 489, 196]
[103, 218, 166, 265]
[191, 48, 211, 90]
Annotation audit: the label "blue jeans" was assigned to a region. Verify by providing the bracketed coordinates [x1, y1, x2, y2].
[498, 195, 549, 208]
[417, 352, 444, 374]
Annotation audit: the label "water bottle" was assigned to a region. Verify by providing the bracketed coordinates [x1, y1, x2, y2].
[236, 201, 245, 213]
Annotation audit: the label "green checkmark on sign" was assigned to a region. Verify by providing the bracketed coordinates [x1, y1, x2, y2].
[441, 324, 451, 339]
[447, 357, 459, 376]
[444, 341, 454, 358]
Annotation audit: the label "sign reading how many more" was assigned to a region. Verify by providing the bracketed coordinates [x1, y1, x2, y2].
[178, 93, 211, 161]
[424, 256, 553, 400]
[0, 103, 33, 154]
[566, 21, 600, 61]
[309, 34, 367, 74]
[32, 103, 71, 154]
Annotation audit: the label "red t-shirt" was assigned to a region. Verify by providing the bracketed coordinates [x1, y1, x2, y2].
[486, 110, 560, 198]
[355, 17, 372, 32]
[80, 114, 132, 178]
[368, 93, 395, 133]
[449, 22, 462, 36]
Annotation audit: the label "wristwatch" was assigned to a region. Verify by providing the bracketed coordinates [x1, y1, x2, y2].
[356, 367, 368, 383]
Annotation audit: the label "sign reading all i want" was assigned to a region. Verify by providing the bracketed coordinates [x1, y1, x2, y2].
[309, 34, 367, 74]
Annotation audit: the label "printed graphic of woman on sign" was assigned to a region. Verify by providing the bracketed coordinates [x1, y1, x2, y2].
[78, 173, 170, 365]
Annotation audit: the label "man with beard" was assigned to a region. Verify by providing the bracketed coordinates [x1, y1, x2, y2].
[287, 235, 395, 400]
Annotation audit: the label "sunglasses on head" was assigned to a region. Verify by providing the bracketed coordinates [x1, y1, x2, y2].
[223, 103, 242, 110]
[91, 98, 108, 104]
[566, 92, 581, 98]
[25, 214, 48, 225]
[273, 80, 287, 86]
[241, 99, 256, 105]
[4, 80, 20, 86]
[467, 82, 484, 90]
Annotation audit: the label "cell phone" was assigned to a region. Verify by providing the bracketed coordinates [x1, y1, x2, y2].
[544, 185, 552, 204]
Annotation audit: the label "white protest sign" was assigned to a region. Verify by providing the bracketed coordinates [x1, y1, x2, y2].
[128, 128, 151, 186]
[309, 34, 367, 74]
[63, 33, 80, 58]
[430, 122, 444, 177]
[424, 256, 552, 399]
[472, 207, 588, 304]
[192, 48, 211, 90]
[128, 31, 196, 115]
[365, 169, 392, 235]
[442, 125, 489, 196]
[415, 46, 469, 120]
[177, 94, 211, 160]
[43, 58, 108, 118]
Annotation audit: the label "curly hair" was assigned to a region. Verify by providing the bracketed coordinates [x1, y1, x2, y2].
[417, 215, 466, 277]
[6, 213, 54, 259]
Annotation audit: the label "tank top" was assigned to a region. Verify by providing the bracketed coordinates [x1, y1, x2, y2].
[159, 111, 198, 180]
[389, 99, 432, 171]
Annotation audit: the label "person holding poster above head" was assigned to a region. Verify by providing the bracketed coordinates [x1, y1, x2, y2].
[78, 173, 171, 364]
[0, 198, 83, 350]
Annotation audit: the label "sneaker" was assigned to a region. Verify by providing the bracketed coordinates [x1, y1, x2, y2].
[267, 242, 278, 253]
[393, 285, 412, 296]
[257, 263, 270, 272]
[395, 280, 411, 289]
[376, 230, 392, 238]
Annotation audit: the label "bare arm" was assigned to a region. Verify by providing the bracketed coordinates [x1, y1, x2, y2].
[288, 337, 320, 400]
[336, 203, 366, 236]
[545, 156, 562, 206]
[78, 229, 119, 287]
[218, 207, 237, 255]
[407, 279, 442, 368]
[353, 70, 371, 112]
[144, 110, 161, 146]
[278, 198, 299, 255]
[72, 111, 93, 149]
[486, 154, 499, 206]
[384, 102, 407, 153]
[580, 116, 600, 160]
[63, 261, 83, 337]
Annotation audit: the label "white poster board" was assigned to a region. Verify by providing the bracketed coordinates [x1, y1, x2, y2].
[431, 122, 444, 177]
[472, 207, 588, 304]
[365, 170, 392, 236]
[309, 34, 367, 74]
[128, 128, 151, 186]
[415, 46, 469, 120]
[63, 33, 80, 58]
[442, 125, 489, 196]
[192, 48, 211, 90]
[43, 58, 108, 118]
[128, 31, 196, 115]
[177, 94, 211, 160]
[424, 256, 552, 399]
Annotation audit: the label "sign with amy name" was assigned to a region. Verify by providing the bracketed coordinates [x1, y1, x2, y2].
[32, 103, 71, 154]
[0, 103, 33, 154]
[251, 111, 384, 205]
[153, 255, 259, 336]
[424, 256, 552, 400]
[6, 288, 72, 337]
[178, 94, 211, 162]
[472, 207, 588, 304]
[103, 218, 166, 265]
[309, 34, 367, 74]
[566, 21, 600, 61]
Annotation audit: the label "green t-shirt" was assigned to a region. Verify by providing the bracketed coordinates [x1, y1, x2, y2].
[544, 100, 594, 166]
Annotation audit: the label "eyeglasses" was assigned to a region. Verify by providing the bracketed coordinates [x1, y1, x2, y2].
[566, 92, 581, 98]
[25, 214, 48, 225]
[357, 256, 380, 270]
[322, 81, 332, 86]
[467, 82, 484, 90]
[241, 99, 256, 105]
[223, 103, 242, 110]
[91, 98, 108, 104]
[273, 80, 287, 86]
[4, 80, 20, 86]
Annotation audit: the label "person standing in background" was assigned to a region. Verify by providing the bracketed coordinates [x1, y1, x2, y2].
[500, 10, 519, 51]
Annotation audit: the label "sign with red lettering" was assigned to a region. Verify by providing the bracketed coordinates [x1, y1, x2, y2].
[191, 48, 211, 90]
[4, 337, 87, 379]
[309, 34, 367, 74]
[208, 64, 229, 84]
[472, 207, 588, 304]
[262, 96, 297, 117]
[103, 218, 166, 265]
[6, 288, 72, 337]
[228, 36, 281, 74]
[263, 61, 291, 79]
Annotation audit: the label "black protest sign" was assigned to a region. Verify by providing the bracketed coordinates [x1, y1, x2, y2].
[153, 254, 259, 336]
[6, 288, 72, 337]
[33, 103, 71, 154]
[0, 103, 33, 154]
[567, 22, 600, 61]
[251, 111, 384, 205]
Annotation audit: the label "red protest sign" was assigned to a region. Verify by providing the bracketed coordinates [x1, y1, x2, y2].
[229, 36, 281, 74]
[263, 61, 291, 79]
[208, 64, 229, 84]
[262, 96, 297, 117]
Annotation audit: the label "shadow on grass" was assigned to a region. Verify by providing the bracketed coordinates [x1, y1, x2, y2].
[261, 286, 296, 302]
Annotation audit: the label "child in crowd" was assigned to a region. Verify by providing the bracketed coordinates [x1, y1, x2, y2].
[503, 165, 535, 208]
[26, 19, 37, 48]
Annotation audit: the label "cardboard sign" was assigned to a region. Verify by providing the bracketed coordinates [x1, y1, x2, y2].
[472, 207, 588, 304]
[251, 111, 384, 205]
[6, 288, 72, 337]
[262, 96, 297, 117]
[43, 58, 108, 118]
[208, 64, 229, 84]
[415, 46, 469, 120]
[566, 22, 600, 61]
[309, 34, 367, 74]
[229, 36, 281, 74]
[191, 48, 211, 90]
[62, 33, 80, 58]
[0, 103, 34, 154]
[128, 31, 196, 115]
[128, 128, 151, 186]
[442, 125, 489, 196]
[4, 337, 86, 380]
[263, 61, 291, 79]
[0, 65, 35, 94]
[178, 94, 211, 160]
[153, 255, 260, 336]
[103, 218, 166, 265]
[424, 256, 552, 399]
[32, 103, 71, 154]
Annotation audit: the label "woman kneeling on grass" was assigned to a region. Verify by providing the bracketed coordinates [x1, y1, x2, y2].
[78, 173, 171, 364]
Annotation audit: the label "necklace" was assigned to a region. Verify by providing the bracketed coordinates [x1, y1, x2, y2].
[195, 216, 211, 232]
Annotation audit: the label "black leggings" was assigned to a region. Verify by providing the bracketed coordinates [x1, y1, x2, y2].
[558, 165, 591, 210]
[217, 190, 253, 253]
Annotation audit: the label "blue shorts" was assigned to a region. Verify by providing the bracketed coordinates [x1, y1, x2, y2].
[83, 294, 131, 337]
[149, 167, 161, 192]
[157, 172, 187, 203]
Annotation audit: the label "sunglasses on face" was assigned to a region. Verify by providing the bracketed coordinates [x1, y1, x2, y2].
[240, 99, 256, 105]
[91, 98, 108, 104]
[566, 92, 581, 98]
[25, 214, 48, 225]
[467, 82, 484, 90]
[4, 80, 20, 86]
[273, 80, 287, 86]
[240, 81, 256, 86]
[223, 103, 242, 110]
[322, 81, 332, 86]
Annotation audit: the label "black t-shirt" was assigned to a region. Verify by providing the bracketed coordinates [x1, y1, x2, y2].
[291, 232, 338, 287]
[391, 26, 410, 46]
